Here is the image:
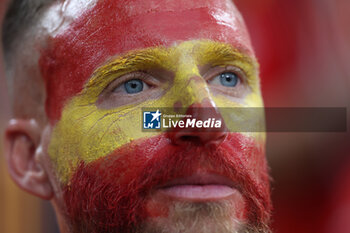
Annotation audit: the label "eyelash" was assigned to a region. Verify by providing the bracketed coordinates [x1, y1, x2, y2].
[107, 65, 246, 94]
[207, 66, 245, 82]
[108, 72, 154, 93]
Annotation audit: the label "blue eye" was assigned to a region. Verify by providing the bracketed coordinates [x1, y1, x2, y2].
[219, 72, 238, 87]
[124, 79, 144, 94]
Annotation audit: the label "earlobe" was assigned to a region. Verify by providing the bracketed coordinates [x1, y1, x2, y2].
[4, 119, 54, 200]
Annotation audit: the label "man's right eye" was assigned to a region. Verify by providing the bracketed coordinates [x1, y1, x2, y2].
[97, 72, 162, 109]
[112, 78, 150, 94]
[123, 79, 144, 94]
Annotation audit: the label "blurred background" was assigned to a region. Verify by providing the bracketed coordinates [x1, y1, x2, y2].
[0, 0, 349, 232]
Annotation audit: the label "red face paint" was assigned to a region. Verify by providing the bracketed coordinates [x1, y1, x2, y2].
[39, 0, 253, 123]
[63, 133, 271, 233]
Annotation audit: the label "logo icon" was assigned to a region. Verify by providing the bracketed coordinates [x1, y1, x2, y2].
[143, 110, 162, 129]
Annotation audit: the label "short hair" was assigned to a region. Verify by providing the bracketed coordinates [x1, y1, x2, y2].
[2, 0, 56, 65]
[2, 0, 56, 118]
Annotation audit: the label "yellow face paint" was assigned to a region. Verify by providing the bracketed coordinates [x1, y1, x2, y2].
[48, 40, 264, 184]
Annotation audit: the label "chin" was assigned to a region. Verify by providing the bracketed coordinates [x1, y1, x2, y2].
[138, 198, 269, 233]
[139, 201, 242, 233]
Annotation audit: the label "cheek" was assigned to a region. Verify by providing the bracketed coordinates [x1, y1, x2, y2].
[224, 133, 267, 177]
[48, 95, 157, 184]
[48, 87, 187, 184]
[213, 91, 265, 139]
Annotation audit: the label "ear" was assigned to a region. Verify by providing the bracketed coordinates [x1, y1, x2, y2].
[4, 119, 53, 199]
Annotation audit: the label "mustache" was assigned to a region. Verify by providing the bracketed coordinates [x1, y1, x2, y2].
[63, 133, 271, 233]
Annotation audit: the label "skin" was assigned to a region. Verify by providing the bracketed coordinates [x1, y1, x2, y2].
[4, 0, 271, 232]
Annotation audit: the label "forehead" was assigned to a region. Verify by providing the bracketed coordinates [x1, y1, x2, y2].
[41, 0, 251, 46]
[39, 0, 254, 122]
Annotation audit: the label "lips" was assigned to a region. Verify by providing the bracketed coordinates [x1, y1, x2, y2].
[158, 173, 238, 201]
[160, 185, 236, 199]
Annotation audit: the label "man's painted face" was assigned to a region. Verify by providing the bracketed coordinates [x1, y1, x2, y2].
[39, 0, 271, 232]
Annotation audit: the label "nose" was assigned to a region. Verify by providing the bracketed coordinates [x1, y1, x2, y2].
[168, 98, 227, 147]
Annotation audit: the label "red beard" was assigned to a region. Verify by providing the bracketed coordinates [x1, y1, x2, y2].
[62, 133, 271, 233]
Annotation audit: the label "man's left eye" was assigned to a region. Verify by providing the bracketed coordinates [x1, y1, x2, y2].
[211, 72, 239, 87]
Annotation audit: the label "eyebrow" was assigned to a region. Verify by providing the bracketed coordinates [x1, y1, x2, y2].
[85, 41, 259, 91]
[86, 47, 171, 89]
[195, 41, 259, 88]
[197, 41, 258, 69]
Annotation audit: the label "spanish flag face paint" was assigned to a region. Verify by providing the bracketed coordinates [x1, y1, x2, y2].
[39, 0, 271, 232]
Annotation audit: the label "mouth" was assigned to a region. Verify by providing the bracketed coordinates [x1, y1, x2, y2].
[157, 173, 239, 201]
